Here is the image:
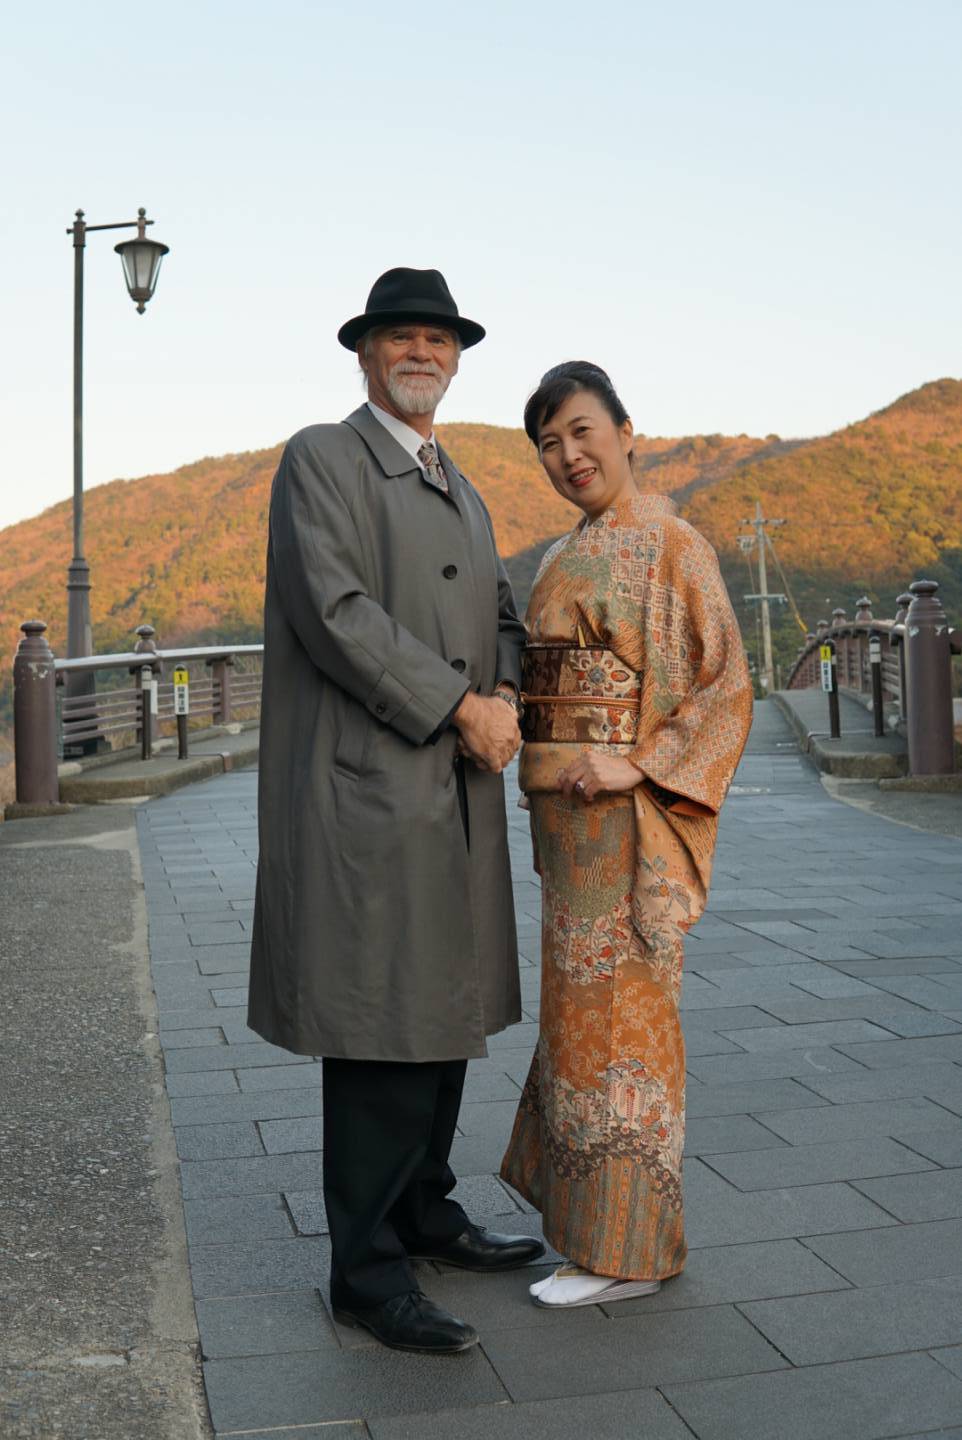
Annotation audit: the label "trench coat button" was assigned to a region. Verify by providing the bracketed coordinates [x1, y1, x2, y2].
[443, 564, 458, 579]
[375, 701, 387, 714]
[451, 659, 466, 673]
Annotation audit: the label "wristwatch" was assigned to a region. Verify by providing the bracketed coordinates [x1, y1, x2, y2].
[494, 686, 524, 720]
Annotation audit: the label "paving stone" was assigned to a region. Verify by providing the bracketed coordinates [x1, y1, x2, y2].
[756, 1097, 962, 1146]
[685, 1078, 828, 1118]
[165, 1069, 240, 1098]
[155, 1005, 219, 1030]
[486, 1022, 539, 1052]
[480, 1306, 786, 1402]
[455, 1101, 522, 1138]
[663, 1352, 962, 1440]
[892, 1430, 962, 1440]
[682, 1005, 788, 1031]
[804, 1218, 962, 1285]
[158, 1027, 227, 1054]
[685, 1167, 896, 1248]
[183, 1192, 295, 1245]
[933, 1346, 962, 1380]
[720, 1019, 895, 1052]
[798, 1061, 962, 1105]
[203, 1344, 508, 1431]
[367, 1389, 693, 1440]
[608, 1238, 850, 1316]
[462, 1062, 523, 1102]
[450, 1133, 516, 1176]
[832, 957, 962, 978]
[686, 1049, 864, 1086]
[841, 1034, 962, 1068]
[181, 1152, 321, 1200]
[170, 1086, 321, 1128]
[192, 944, 252, 975]
[196, 1288, 332, 1357]
[164, 1042, 311, 1074]
[777, 962, 884, 997]
[684, 1115, 785, 1156]
[211, 985, 248, 1006]
[752, 994, 944, 1025]
[741, 1276, 962, 1364]
[260, 1117, 323, 1154]
[180, 903, 245, 922]
[190, 1234, 332, 1298]
[187, 921, 248, 946]
[907, 1128, 962, 1165]
[176, 1120, 264, 1160]
[238, 1061, 324, 1091]
[704, 1136, 932, 1190]
[852, 1167, 962, 1222]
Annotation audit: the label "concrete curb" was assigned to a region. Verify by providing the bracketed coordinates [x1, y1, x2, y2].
[59, 741, 260, 803]
[771, 692, 907, 779]
[879, 771, 962, 793]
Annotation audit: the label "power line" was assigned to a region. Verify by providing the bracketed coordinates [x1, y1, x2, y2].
[765, 531, 809, 634]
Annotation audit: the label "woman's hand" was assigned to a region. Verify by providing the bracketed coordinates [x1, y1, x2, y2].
[557, 753, 644, 801]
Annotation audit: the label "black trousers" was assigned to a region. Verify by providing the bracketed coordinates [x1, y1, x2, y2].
[322, 1056, 471, 1309]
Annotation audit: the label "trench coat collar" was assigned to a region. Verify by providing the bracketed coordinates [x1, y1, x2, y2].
[342, 405, 463, 502]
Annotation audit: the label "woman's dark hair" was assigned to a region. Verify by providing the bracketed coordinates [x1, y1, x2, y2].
[523, 361, 631, 446]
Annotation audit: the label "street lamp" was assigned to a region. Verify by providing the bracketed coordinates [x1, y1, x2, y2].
[65, 206, 169, 701]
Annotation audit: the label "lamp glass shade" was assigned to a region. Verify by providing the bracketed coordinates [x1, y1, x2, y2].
[115, 237, 169, 311]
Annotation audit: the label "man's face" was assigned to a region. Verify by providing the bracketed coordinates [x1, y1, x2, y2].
[361, 325, 460, 419]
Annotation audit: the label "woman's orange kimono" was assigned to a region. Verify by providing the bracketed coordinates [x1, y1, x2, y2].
[500, 491, 753, 1280]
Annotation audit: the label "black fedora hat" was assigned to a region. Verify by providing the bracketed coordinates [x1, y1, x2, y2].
[338, 267, 485, 350]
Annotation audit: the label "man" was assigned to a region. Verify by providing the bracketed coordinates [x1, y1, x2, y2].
[248, 267, 543, 1354]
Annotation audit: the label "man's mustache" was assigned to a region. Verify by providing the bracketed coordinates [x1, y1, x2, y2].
[392, 363, 445, 380]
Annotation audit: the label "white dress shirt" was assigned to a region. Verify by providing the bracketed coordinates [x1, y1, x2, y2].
[367, 401, 438, 474]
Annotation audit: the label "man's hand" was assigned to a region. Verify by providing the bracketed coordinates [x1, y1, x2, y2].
[557, 752, 644, 801]
[454, 692, 520, 774]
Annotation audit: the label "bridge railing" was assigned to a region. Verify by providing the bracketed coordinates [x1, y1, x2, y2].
[12, 621, 263, 806]
[785, 580, 960, 777]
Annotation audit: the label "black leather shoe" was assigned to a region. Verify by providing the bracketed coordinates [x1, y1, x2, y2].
[410, 1223, 546, 1271]
[332, 1290, 479, 1353]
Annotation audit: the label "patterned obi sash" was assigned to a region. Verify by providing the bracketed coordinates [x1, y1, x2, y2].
[521, 643, 641, 745]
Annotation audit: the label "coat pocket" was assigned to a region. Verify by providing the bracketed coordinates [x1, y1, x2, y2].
[333, 708, 370, 779]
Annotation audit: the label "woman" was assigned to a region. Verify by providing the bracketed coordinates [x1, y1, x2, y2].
[500, 362, 753, 1308]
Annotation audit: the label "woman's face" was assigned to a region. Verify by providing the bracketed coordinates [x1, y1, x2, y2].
[537, 389, 635, 520]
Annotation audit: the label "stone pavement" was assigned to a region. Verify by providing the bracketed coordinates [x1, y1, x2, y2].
[137, 702, 962, 1439]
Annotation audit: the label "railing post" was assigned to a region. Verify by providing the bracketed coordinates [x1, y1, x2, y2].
[869, 631, 884, 737]
[211, 655, 234, 724]
[13, 621, 60, 806]
[892, 592, 912, 721]
[133, 625, 158, 760]
[904, 579, 956, 776]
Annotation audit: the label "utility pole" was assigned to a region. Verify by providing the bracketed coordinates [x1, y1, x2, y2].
[741, 501, 786, 695]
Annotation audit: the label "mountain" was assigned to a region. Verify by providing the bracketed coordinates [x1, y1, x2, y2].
[2, 379, 961, 734]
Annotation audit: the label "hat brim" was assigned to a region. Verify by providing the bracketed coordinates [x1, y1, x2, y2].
[338, 309, 485, 351]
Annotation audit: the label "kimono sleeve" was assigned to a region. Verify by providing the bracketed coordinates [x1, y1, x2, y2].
[629, 523, 752, 815]
[269, 436, 469, 745]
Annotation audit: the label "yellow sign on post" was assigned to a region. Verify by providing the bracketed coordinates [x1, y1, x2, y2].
[173, 667, 190, 717]
[819, 644, 834, 693]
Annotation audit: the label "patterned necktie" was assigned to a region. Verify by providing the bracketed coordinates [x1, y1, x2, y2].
[417, 441, 449, 494]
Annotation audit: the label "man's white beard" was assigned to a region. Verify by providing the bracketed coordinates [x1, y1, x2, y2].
[386, 366, 450, 416]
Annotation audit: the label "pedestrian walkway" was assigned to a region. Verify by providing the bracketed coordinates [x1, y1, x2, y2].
[137, 702, 962, 1439]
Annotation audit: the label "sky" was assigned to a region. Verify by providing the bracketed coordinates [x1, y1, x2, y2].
[1, 0, 960, 532]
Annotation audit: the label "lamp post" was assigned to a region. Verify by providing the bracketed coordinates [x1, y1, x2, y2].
[65, 207, 169, 700]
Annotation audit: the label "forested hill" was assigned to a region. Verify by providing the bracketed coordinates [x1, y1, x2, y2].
[2, 378, 960, 731]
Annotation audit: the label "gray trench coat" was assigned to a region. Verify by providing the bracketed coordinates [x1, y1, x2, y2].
[247, 405, 526, 1062]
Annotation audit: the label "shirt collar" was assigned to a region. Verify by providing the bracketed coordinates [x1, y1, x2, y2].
[366, 401, 436, 465]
